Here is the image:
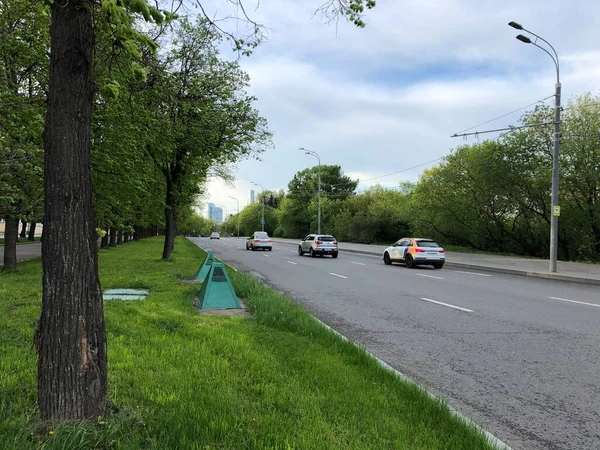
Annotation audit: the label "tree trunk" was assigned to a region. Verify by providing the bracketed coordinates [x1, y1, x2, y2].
[28, 222, 37, 241]
[100, 229, 109, 249]
[19, 221, 28, 239]
[108, 227, 117, 247]
[2, 217, 19, 271]
[162, 209, 176, 260]
[37, 0, 106, 420]
[117, 229, 123, 245]
[133, 226, 139, 241]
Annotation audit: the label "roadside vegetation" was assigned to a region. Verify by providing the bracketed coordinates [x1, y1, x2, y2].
[0, 237, 498, 450]
[221, 94, 600, 263]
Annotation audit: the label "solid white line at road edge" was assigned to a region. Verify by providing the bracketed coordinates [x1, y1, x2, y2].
[286, 261, 297, 265]
[548, 296, 600, 308]
[455, 270, 493, 277]
[420, 298, 473, 313]
[416, 273, 444, 280]
[351, 261, 366, 266]
[329, 272, 348, 279]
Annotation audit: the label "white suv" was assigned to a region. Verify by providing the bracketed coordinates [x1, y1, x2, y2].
[298, 234, 339, 258]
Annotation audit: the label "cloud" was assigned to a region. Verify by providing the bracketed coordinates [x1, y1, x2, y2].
[199, 0, 600, 205]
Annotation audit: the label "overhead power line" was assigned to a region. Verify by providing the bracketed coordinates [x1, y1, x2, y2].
[359, 157, 445, 182]
[453, 94, 555, 136]
[451, 122, 554, 138]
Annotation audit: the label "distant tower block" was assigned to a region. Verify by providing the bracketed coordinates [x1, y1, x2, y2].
[250, 189, 255, 204]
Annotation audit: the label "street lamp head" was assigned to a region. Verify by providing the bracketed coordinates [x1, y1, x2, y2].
[508, 21, 523, 30]
[516, 34, 532, 44]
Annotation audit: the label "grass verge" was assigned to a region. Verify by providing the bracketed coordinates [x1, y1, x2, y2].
[1, 237, 499, 450]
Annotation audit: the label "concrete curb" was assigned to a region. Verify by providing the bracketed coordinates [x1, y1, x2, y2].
[271, 239, 600, 286]
[312, 316, 512, 450]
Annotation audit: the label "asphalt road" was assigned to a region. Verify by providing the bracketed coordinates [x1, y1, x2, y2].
[189, 237, 600, 450]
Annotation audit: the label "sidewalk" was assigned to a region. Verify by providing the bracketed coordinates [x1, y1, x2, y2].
[270, 238, 600, 286]
[0, 242, 42, 266]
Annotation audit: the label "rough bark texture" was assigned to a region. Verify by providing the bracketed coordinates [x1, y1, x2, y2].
[19, 221, 28, 238]
[37, 0, 107, 420]
[2, 217, 18, 271]
[108, 227, 116, 247]
[28, 222, 37, 241]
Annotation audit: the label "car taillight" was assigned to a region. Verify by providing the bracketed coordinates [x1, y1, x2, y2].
[267, 239, 272, 243]
[254, 239, 260, 242]
[333, 241, 338, 245]
[415, 248, 425, 253]
[439, 249, 445, 253]
[315, 240, 322, 244]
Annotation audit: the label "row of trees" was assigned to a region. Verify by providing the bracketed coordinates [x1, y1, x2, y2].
[1, 0, 376, 424]
[223, 93, 600, 262]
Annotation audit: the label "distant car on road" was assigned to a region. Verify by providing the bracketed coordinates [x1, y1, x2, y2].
[210, 232, 220, 240]
[383, 238, 445, 269]
[298, 234, 338, 258]
[246, 232, 272, 251]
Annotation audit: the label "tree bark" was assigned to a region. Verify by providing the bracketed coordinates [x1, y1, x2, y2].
[100, 229, 109, 249]
[28, 222, 37, 241]
[108, 227, 117, 247]
[133, 226, 140, 240]
[37, 0, 106, 420]
[162, 208, 176, 260]
[117, 229, 123, 245]
[2, 217, 19, 271]
[19, 221, 28, 239]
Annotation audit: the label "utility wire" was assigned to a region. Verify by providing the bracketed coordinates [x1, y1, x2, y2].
[358, 157, 445, 182]
[452, 122, 554, 138]
[453, 94, 555, 135]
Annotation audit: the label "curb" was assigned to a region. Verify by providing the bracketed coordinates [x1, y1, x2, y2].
[312, 317, 512, 450]
[271, 240, 600, 286]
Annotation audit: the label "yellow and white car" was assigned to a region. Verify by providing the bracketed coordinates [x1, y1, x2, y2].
[383, 238, 445, 269]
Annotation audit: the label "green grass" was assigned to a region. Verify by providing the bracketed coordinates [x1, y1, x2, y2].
[0, 237, 41, 245]
[0, 237, 498, 450]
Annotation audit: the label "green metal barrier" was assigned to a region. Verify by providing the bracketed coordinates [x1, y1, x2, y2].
[196, 251, 215, 281]
[196, 262, 241, 309]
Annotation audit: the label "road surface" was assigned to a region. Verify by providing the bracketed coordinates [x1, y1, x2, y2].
[0, 242, 42, 266]
[189, 237, 600, 450]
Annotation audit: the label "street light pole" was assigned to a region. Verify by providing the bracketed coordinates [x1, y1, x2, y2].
[299, 148, 321, 234]
[229, 196, 240, 237]
[509, 21, 561, 273]
[251, 181, 265, 232]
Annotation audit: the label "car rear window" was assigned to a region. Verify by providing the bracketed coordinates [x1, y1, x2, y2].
[255, 232, 268, 238]
[417, 241, 440, 248]
[318, 236, 336, 242]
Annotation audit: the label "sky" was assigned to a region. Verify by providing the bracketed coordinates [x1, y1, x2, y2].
[191, 0, 600, 217]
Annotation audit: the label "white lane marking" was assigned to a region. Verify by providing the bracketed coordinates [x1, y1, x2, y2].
[329, 272, 348, 279]
[262, 254, 270, 257]
[455, 271, 492, 277]
[548, 297, 600, 308]
[416, 273, 444, 280]
[351, 261, 366, 266]
[286, 261, 297, 265]
[420, 298, 473, 313]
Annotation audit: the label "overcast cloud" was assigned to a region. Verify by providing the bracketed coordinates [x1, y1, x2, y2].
[195, 0, 600, 216]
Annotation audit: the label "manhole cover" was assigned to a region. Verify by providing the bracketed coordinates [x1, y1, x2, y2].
[103, 288, 149, 301]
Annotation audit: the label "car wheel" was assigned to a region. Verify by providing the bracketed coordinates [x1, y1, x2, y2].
[405, 255, 415, 268]
[332, 252, 338, 259]
[309, 248, 316, 258]
[298, 246, 304, 256]
[433, 263, 444, 269]
[383, 252, 391, 265]
[268, 248, 272, 251]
